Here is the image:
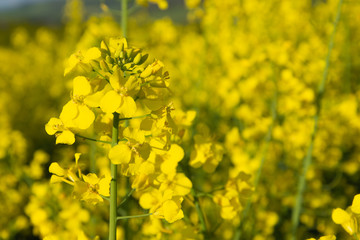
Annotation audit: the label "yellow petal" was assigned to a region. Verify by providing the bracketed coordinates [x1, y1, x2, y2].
[50, 175, 63, 183]
[163, 200, 183, 223]
[45, 118, 63, 135]
[49, 162, 66, 176]
[98, 175, 111, 197]
[352, 194, 360, 214]
[74, 105, 95, 129]
[84, 91, 104, 108]
[109, 68, 122, 91]
[108, 143, 132, 164]
[117, 96, 137, 117]
[83, 47, 101, 61]
[123, 127, 145, 144]
[73, 76, 91, 96]
[167, 144, 184, 163]
[64, 53, 80, 76]
[160, 159, 177, 177]
[139, 161, 155, 175]
[173, 173, 192, 196]
[319, 236, 336, 240]
[60, 101, 78, 123]
[100, 90, 122, 113]
[139, 192, 157, 210]
[83, 173, 99, 185]
[56, 130, 75, 145]
[332, 208, 351, 224]
[109, 38, 128, 53]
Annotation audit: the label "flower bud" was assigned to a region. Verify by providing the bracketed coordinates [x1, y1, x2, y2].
[133, 53, 142, 64]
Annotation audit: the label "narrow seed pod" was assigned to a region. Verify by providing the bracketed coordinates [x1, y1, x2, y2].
[138, 54, 149, 65]
[100, 60, 110, 72]
[89, 60, 100, 70]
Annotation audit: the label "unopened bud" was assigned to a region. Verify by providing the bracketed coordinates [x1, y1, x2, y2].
[106, 55, 113, 64]
[133, 53, 142, 64]
[140, 66, 153, 78]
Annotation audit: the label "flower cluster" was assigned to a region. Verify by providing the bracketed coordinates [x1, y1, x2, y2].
[45, 37, 194, 225]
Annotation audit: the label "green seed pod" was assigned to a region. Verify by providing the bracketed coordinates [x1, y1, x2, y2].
[100, 60, 110, 72]
[130, 48, 141, 59]
[79, 62, 93, 73]
[138, 54, 149, 65]
[89, 60, 100, 70]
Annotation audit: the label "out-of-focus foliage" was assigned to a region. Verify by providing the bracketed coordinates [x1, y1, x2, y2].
[1, 0, 360, 239]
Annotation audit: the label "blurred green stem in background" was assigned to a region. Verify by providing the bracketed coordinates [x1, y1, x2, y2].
[290, 0, 343, 239]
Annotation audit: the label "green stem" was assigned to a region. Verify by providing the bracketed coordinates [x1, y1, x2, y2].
[116, 213, 152, 221]
[75, 134, 112, 144]
[122, 0, 128, 38]
[109, 112, 120, 240]
[192, 188, 208, 236]
[234, 79, 278, 240]
[118, 188, 136, 206]
[89, 133, 97, 173]
[92, 67, 109, 83]
[290, 1, 343, 239]
[119, 114, 150, 121]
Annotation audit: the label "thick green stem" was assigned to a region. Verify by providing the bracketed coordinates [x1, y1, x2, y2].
[290, 1, 343, 239]
[122, 0, 128, 38]
[109, 112, 120, 240]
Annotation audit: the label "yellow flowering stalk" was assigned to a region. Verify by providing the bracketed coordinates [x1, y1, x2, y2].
[46, 36, 190, 240]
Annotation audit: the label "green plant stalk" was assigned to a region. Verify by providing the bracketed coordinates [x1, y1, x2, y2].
[75, 134, 112, 144]
[290, 0, 343, 239]
[122, 0, 128, 38]
[109, 112, 120, 240]
[354, 233, 360, 240]
[118, 188, 136, 207]
[180, 160, 208, 237]
[233, 81, 277, 240]
[192, 188, 208, 236]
